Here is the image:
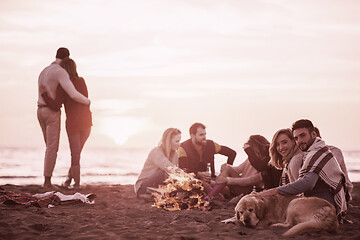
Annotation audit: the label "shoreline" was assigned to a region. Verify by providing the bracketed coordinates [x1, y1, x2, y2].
[1, 183, 359, 239]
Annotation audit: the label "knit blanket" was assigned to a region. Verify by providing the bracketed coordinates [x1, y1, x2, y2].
[280, 151, 303, 186]
[299, 138, 347, 215]
[280, 169, 290, 186]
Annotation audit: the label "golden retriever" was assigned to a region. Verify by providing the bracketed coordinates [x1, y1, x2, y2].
[222, 192, 338, 237]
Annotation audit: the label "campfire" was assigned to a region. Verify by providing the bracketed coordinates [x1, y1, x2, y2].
[150, 168, 210, 211]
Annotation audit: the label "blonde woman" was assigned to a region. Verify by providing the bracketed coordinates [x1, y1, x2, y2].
[261, 120, 347, 218]
[269, 128, 304, 186]
[135, 128, 185, 196]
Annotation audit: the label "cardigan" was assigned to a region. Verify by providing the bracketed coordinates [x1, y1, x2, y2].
[134, 147, 181, 194]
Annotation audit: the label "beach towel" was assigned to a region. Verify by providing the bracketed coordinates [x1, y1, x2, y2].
[299, 138, 347, 215]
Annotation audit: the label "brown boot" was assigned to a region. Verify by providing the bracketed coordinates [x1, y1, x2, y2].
[71, 165, 81, 189]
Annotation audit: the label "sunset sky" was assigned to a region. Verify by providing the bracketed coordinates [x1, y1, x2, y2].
[0, 0, 359, 151]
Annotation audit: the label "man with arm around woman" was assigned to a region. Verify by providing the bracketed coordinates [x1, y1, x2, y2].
[41, 57, 92, 189]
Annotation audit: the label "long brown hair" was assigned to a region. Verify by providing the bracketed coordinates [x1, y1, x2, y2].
[247, 134, 270, 158]
[159, 128, 181, 164]
[60, 57, 79, 81]
[270, 128, 298, 169]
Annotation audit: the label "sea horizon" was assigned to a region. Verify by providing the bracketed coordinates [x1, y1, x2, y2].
[1, 146, 359, 186]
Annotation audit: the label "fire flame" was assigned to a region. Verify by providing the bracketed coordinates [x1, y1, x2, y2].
[151, 168, 210, 211]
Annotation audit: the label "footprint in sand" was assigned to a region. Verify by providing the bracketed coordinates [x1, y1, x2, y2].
[28, 223, 49, 232]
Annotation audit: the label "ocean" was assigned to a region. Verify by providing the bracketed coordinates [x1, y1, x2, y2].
[1, 147, 360, 186]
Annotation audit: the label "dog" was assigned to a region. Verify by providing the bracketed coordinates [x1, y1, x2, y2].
[222, 192, 338, 237]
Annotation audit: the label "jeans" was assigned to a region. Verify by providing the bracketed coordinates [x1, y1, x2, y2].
[137, 169, 167, 195]
[66, 127, 91, 166]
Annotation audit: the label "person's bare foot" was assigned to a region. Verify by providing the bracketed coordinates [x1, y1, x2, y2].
[214, 193, 226, 202]
[42, 183, 52, 188]
[60, 179, 72, 189]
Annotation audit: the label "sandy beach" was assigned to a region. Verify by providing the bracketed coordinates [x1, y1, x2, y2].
[1, 182, 359, 240]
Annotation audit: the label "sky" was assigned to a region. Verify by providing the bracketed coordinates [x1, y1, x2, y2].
[0, 0, 360, 152]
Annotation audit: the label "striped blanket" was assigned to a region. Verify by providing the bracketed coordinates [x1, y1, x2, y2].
[299, 138, 347, 216]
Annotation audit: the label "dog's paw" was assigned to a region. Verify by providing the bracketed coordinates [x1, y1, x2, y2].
[221, 217, 236, 224]
[271, 222, 290, 228]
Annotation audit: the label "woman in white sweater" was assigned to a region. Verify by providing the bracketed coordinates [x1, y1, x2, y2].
[269, 128, 304, 186]
[135, 128, 184, 196]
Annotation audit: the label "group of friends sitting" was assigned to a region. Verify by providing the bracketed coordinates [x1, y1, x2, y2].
[134, 119, 353, 221]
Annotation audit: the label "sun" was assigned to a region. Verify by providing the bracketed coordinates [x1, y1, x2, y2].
[99, 116, 148, 145]
[92, 99, 148, 146]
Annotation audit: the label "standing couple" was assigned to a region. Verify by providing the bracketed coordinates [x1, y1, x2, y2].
[37, 47, 92, 189]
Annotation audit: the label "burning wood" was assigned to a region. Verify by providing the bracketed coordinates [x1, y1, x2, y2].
[150, 169, 210, 211]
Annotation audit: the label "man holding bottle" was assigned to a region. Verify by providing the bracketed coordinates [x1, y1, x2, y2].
[178, 122, 237, 183]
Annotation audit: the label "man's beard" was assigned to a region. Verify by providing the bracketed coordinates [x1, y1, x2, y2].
[194, 139, 206, 146]
[299, 138, 315, 152]
[299, 143, 310, 151]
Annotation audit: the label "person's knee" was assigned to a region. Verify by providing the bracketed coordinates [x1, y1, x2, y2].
[221, 164, 234, 176]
